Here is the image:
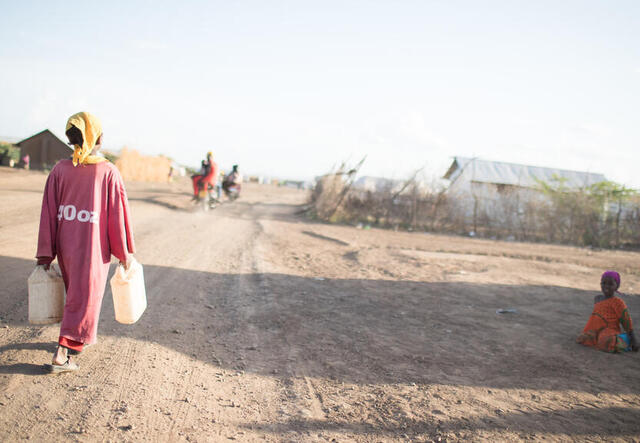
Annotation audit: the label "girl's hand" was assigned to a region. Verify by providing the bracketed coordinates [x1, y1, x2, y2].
[120, 254, 133, 270]
[36, 257, 53, 270]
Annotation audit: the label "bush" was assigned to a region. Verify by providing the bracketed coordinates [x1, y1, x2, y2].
[0, 142, 20, 166]
[536, 179, 639, 248]
[307, 161, 362, 222]
[309, 168, 640, 250]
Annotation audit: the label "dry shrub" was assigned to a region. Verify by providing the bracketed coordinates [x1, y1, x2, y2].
[341, 182, 455, 232]
[310, 170, 455, 231]
[310, 169, 640, 249]
[115, 148, 172, 182]
[311, 173, 347, 221]
[532, 180, 640, 248]
[308, 162, 361, 222]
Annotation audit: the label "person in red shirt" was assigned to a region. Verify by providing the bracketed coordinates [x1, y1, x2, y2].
[36, 112, 136, 373]
[191, 151, 218, 200]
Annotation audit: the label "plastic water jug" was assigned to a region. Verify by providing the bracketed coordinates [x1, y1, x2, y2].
[28, 264, 65, 324]
[110, 258, 147, 324]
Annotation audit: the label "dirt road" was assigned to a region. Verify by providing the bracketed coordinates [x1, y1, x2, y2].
[1, 167, 639, 442]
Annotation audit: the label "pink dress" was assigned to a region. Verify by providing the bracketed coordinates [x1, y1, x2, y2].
[36, 159, 135, 345]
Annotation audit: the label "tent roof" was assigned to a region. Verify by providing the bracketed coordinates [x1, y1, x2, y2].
[444, 157, 606, 189]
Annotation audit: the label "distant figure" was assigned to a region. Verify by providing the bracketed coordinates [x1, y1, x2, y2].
[22, 153, 30, 170]
[222, 164, 242, 199]
[191, 151, 218, 200]
[216, 171, 224, 200]
[168, 165, 174, 183]
[37, 112, 136, 373]
[577, 271, 638, 353]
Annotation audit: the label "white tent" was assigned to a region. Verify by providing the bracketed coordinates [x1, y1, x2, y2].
[444, 157, 606, 190]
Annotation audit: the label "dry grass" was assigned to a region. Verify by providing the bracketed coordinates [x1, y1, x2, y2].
[115, 148, 172, 182]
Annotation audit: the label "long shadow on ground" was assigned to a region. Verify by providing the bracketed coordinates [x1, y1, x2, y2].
[2, 255, 638, 398]
[245, 405, 640, 439]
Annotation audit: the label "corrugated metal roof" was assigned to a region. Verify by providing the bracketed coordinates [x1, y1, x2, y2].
[444, 157, 606, 189]
[16, 129, 71, 149]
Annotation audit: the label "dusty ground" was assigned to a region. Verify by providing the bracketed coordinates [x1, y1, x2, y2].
[0, 166, 639, 442]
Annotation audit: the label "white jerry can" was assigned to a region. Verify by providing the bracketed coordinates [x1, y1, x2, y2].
[110, 258, 147, 324]
[28, 264, 66, 324]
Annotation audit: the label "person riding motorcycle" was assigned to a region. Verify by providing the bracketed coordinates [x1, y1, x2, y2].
[222, 164, 242, 200]
[191, 152, 218, 201]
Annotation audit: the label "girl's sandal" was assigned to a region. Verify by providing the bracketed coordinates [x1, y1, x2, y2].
[44, 358, 79, 374]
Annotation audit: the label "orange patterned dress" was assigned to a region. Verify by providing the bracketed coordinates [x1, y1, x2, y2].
[577, 296, 633, 353]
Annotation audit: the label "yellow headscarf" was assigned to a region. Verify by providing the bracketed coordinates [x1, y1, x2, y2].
[65, 112, 107, 166]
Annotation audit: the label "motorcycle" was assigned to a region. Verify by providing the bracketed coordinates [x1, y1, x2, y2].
[223, 183, 241, 202]
[192, 180, 219, 211]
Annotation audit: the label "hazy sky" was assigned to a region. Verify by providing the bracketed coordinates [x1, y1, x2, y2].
[1, 1, 638, 186]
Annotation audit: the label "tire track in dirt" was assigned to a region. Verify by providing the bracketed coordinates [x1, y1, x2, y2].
[166, 365, 197, 440]
[252, 216, 329, 427]
[303, 376, 326, 419]
[103, 340, 137, 430]
[203, 202, 331, 436]
[101, 205, 241, 440]
[120, 199, 266, 440]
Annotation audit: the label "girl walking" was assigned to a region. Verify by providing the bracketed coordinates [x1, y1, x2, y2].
[36, 112, 135, 373]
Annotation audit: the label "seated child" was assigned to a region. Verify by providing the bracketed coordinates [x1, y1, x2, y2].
[577, 271, 638, 353]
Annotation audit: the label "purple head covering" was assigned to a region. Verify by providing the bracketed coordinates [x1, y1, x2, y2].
[601, 270, 621, 289]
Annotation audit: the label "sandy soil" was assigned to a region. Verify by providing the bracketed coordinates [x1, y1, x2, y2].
[0, 166, 639, 442]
